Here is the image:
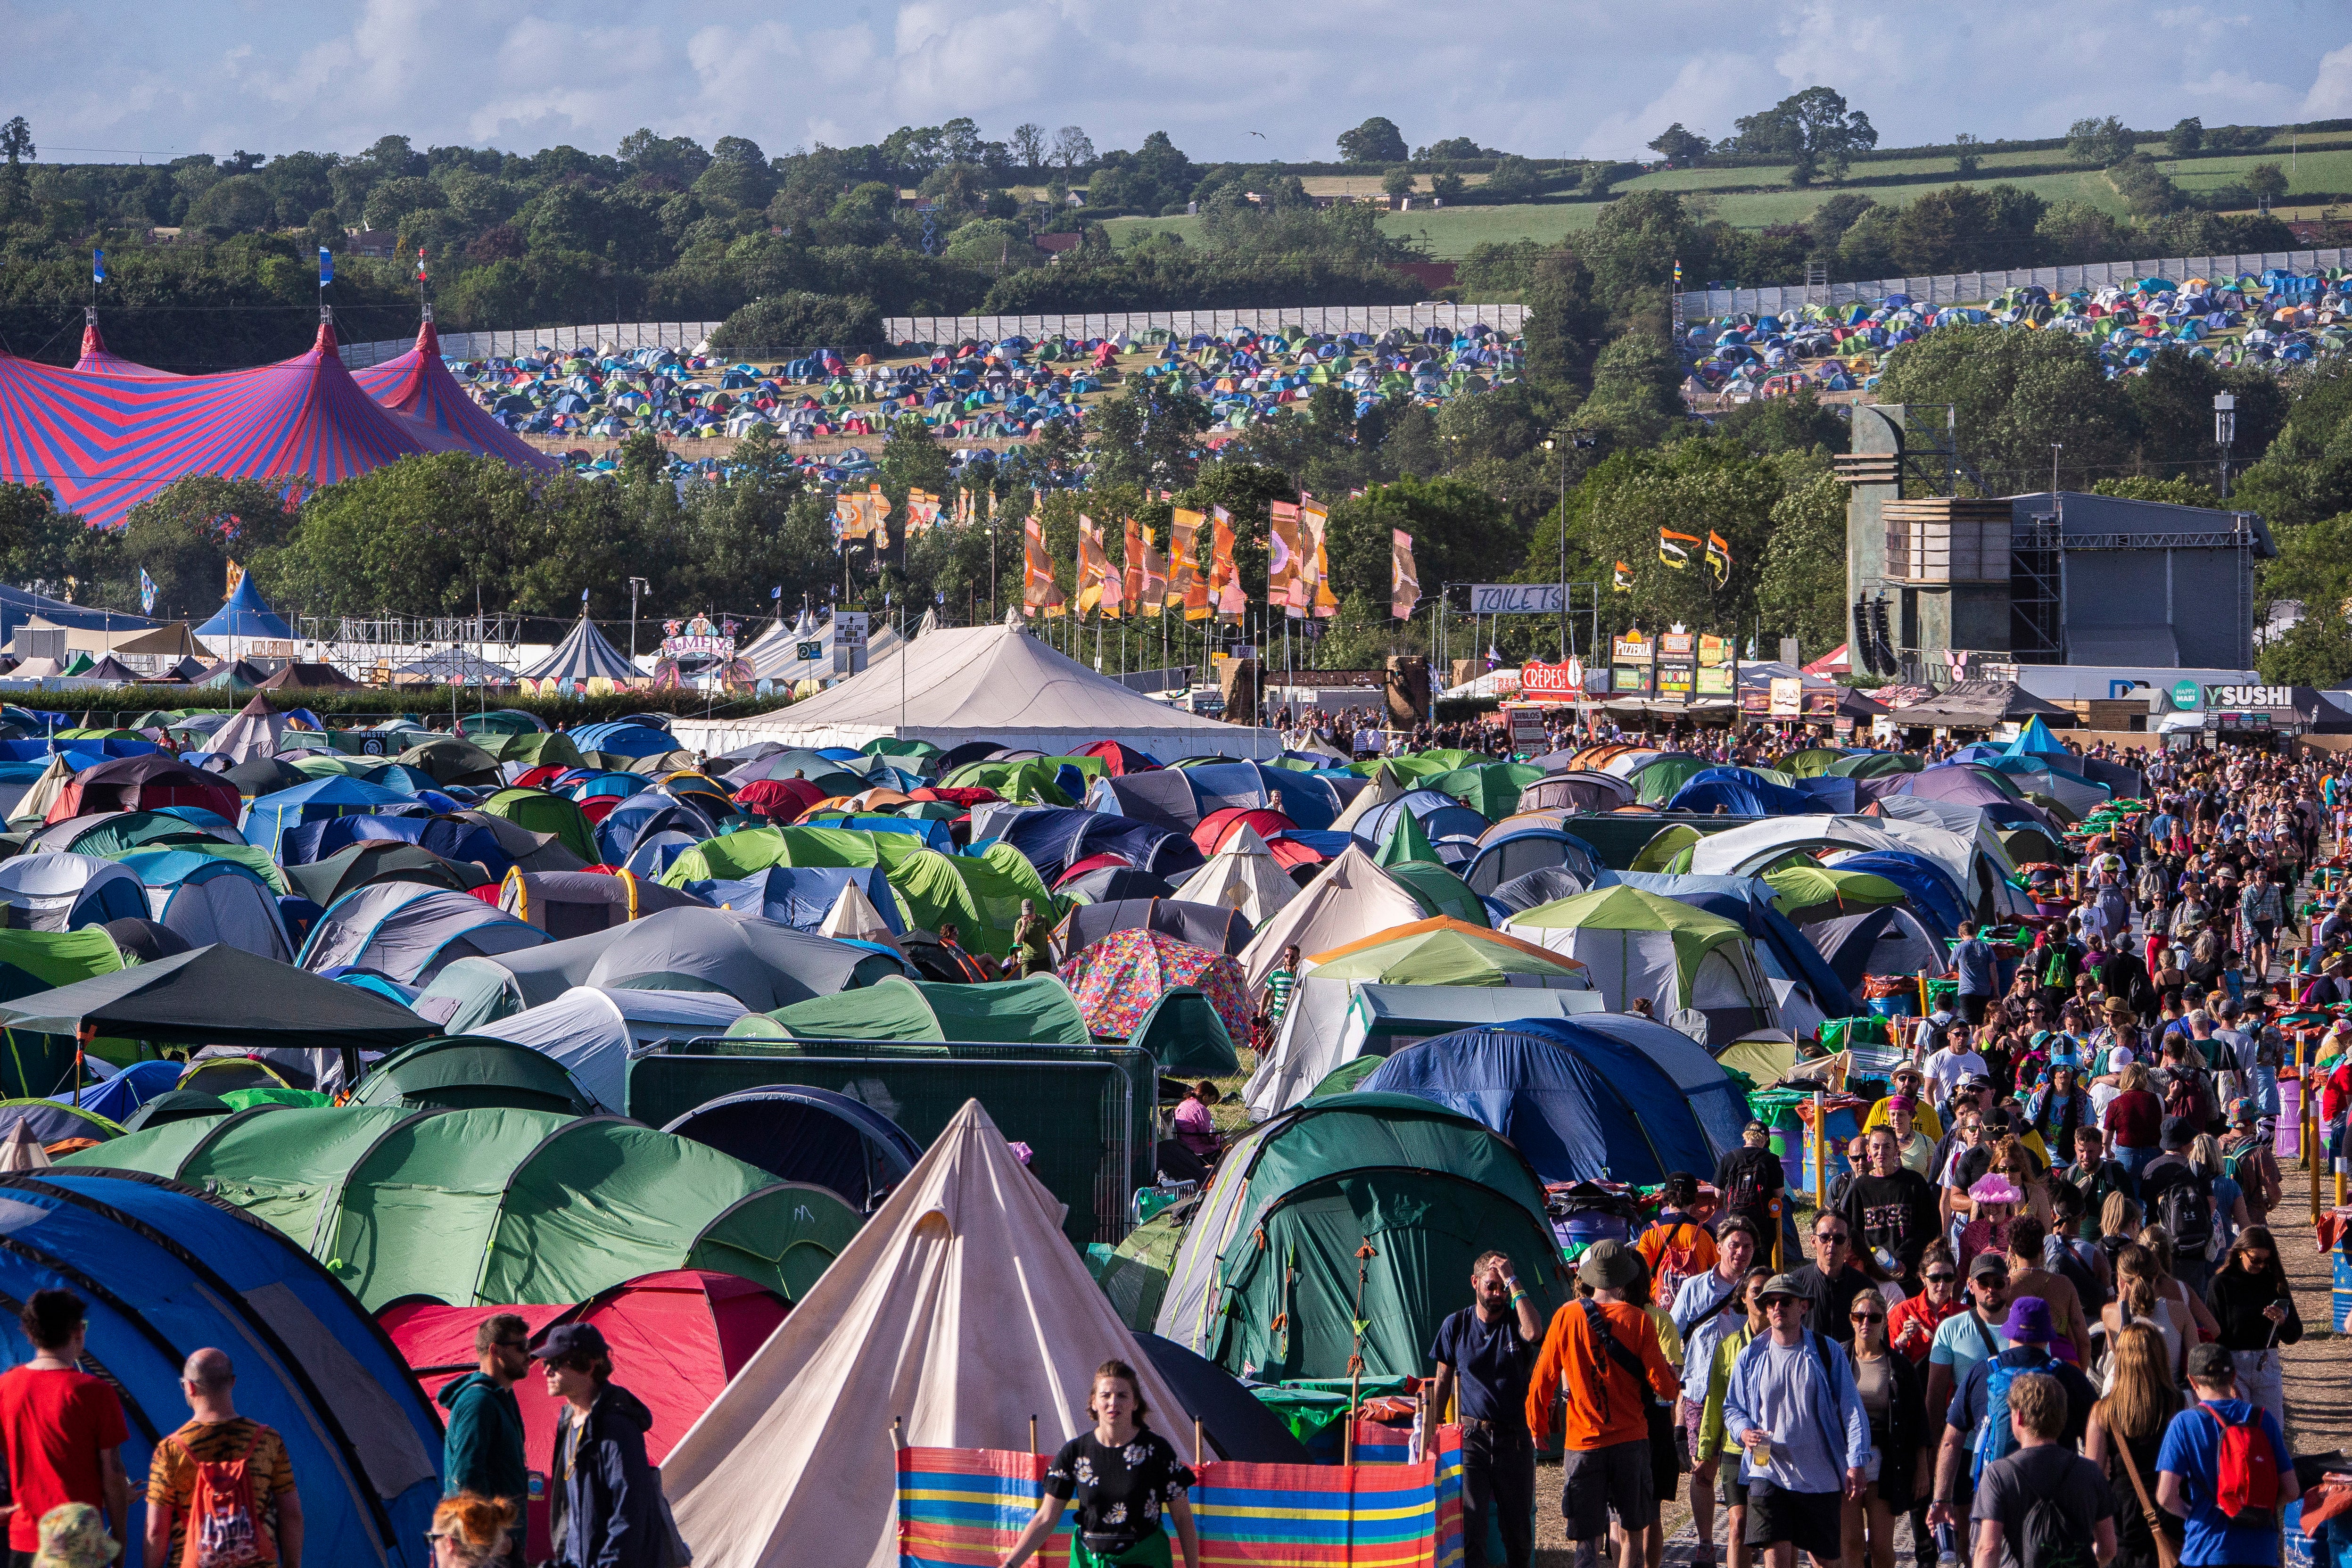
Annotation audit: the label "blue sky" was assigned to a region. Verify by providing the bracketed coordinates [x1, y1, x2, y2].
[9, 0, 2352, 167]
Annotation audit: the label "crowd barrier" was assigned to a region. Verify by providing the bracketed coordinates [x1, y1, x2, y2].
[896, 1428, 1464, 1568]
[1682, 248, 2352, 317]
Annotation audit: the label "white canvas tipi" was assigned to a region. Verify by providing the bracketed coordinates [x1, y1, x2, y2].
[1168, 823, 1297, 926]
[661, 1099, 1198, 1568]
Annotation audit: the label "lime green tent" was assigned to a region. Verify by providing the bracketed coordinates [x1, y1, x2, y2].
[62, 1105, 863, 1309]
[481, 731, 585, 770]
[1761, 866, 1906, 919]
[459, 710, 549, 739]
[0, 928, 131, 1083]
[287, 753, 379, 779]
[1427, 763, 1541, 821]
[350, 1037, 598, 1115]
[883, 845, 1058, 956]
[1154, 1094, 1562, 1379]
[1376, 808, 1439, 868]
[1825, 751, 1922, 778]
[479, 788, 599, 864]
[1306, 1055, 1386, 1098]
[1630, 823, 1704, 873]
[43, 810, 239, 862]
[1630, 756, 1710, 805]
[937, 759, 1072, 806]
[1384, 861, 1490, 927]
[728, 974, 1089, 1045]
[1783, 749, 1846, 777]
[1347, 753, 1450, 782]
[1500, 885, 1774, 1036]
[1307, 916, 1585, 986]
[659, 825, 886, 883]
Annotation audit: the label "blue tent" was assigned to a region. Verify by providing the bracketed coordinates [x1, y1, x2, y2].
[1360, 1019, 1730, 1184]
[1666, 767, 1830, 817]
[998, 807, 1202, 883]
[115, 850, 293, 961]
[280, 812, 428, 867]
[688, 865, 908, 935]
[2005, 716, 2068, 758]
[1463, 824, 1602, 896]
[1824, 850, 1967, 938]
[243, 776, 413, 856]
[0, 1170, 441, 1566]
[570, 720, 677, 758]
[1351, 792, 1488, 857]
[1184, 761, 1348, 830]
[595, 796, 718, 865]
[48, 1057, 180, 1121]
[196, 575, 296, 642]
[1597, 871, 1863, 1021]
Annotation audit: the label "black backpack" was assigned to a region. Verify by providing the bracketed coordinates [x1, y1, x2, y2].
[1725, 1152, 1772, 1216]
[2156, 1168, 2215, 1255]
[2043, 1232, 2106, 1315]
[2020, 1465, 2092, 1568]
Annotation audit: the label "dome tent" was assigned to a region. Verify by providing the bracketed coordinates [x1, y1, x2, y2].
[0, 1170, 444, 1568]
[661, 1084, 924, 1211]
[1155, 1093, 1562, 1381]
[64, 1104, 864, 1311]
[349, 1035, 599, 1116]
[297, 881, 550, 986]
[1501, 884, 1776, 1042]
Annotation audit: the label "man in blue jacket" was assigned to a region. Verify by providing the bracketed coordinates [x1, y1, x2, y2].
[537, 1323, 679, 1568]
[441, 1313, 530, 1568]
[1720, 1274, 1872, 1568]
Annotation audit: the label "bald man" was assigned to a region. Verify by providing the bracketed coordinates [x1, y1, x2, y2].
[144, 1349, 302, 1568]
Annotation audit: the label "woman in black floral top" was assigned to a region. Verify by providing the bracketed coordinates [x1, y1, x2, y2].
[1000, 1360, 1200, 1568]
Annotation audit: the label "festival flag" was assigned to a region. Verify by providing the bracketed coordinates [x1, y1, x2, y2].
[1269, 500, 1304, 617]
[318, 248, 333, 287]
[416, 247, 428, 285]
[92, 249, 106, 285]
[834, 490, 870, 542]
[1022, 513, 1065, 617]
[1168, 508, 1203, 619]
[138, 568, 155, 615]
[906, 488, 943, 536]
[1612, 561, 1634, 593]
[1391, 530, 1420, 619]
[1076, 514, 1109, 616]
[1140, 525, 1169, 617]
[1123, 518, 1155, 620]
[866, 484, 893, 547]
[1659, 529, 1699, 569]
[1705, 530, 1732, 586]
[225, 560, 245, 595]
[1304, 500, 1338, 620]
[1210, 506, 1244, 623]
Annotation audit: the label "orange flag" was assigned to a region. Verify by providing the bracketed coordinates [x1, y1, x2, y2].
[1077, 514, 1110, 617]
[1170, 508, 1206, 620]
[1270, 500, 1303, 616]
[1211, 506, 1244, 623]
[1023, 513, 1065, 617]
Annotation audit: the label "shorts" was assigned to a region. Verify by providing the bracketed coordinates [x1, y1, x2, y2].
[1560, 1439, 1653, 1541]
[1717, 1466, 1750, 1509]
[1742, 1477, 1845, 1558]
[1959, 993, 1990, 1025]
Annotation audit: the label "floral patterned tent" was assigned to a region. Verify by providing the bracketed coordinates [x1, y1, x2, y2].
[1059, 927, 1250, 1041]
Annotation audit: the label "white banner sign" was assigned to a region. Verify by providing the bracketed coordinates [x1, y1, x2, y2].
[1468, 583, 1567, 615]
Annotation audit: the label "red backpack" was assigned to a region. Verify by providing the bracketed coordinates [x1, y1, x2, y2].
[180, 1426, 275, 1568]
[2203, 1404, 2281, 1527]
[1645, 1222, 1706, 1307]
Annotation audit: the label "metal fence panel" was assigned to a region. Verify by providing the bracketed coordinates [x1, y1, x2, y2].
[1681, 248, 2352, 318]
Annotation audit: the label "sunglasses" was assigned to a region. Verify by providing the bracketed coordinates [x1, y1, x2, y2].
[1850, 1312, 1885, 1323]
[1975, 1272, 2009, 1286]
[1924, 1272, 1958, 1284]
[1815, 1232, 1849, 1244]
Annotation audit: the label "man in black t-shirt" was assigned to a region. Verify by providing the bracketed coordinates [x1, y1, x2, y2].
[1840, 1127, 1939, 1287]
[1428, 1251, 1545, 1568]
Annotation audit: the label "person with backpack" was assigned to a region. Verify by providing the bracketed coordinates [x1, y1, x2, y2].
[1713, 1120, 1787, 1257]
[2216, 1102, 2281, 1229]
[2202, 1227, 2299, 1434]
[536, 1324, 684, 1568]
[2138, 1119, 2220, 1298]
[2154, 1039, 2218, 1137]
[2084, 1321, 2187, 1568]
[1965, 1372, 2117, 1568]
[1718, 1275, 1872, 1568]
[1637, 1174, 1717, 1310]
[1924, 1298, 2096, 1552]
[1524, 1240, 1679, 1568]
[2156, 1342, 2302, 1567]
[143, 1348, 302, 1568]
[1428, 1252, 1547, 1568]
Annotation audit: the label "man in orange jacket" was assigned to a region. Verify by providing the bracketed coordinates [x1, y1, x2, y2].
[1527, 1239, 1681, 1568]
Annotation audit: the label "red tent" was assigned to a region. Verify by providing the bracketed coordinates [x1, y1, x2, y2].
[1802, 644, 1851, 677]
[381, 1271, 787, 1560]
[733, 777, 827, 821]
[1191, 805, 1295, 855]
[71, 313, 179, 379]
[350, 314, 557, 471]
[1072, 740, 1160, 776]
[44, 754, 242, 825]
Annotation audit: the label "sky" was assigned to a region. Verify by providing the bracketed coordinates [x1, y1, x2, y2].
[8, 0, 2352, 168]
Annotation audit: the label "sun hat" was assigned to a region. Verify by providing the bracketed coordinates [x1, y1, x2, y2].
[31, 1505, 116, 1568]
[2000, 1296, 2054, 1344]
[1576, 1238, 1641, 1291]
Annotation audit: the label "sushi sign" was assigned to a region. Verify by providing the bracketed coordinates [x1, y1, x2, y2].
[2205, 685, 2290, 709]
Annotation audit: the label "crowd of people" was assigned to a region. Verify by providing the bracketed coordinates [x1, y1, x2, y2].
[1414, 739, 2352, 1568]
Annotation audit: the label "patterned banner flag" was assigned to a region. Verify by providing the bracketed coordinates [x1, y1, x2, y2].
[318, 248, 333, 286]
[138, 568, 156, 615]
[834, 490, 870, 542]
[1123, 518, 1151, 620]
[92, 249, 106, 285]
[1269, 499, 1304, 617]
[1022, 513, 1064, 616]
[1168, 508, 1204, 620]
[1076, 514, 1110, 616]
[1391, 530, 1420, 619]
[867, 484, 893, 547]
[1303, 498, 1337, 620]
[905, 488, 942, 536]
[225, 560, 245, 595]
[1705, 530, 1732, 586]
[1659, 529, 1699, 569]
[1139, 526, 1169, 619]
[1210, 506, 1245, 623]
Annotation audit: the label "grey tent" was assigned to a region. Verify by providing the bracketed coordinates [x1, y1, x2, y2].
[1051, 899, 1253, 964]
[408, 906, 903, 1032]
[296, 882, 550, 986]
[524, 614, 640, 683]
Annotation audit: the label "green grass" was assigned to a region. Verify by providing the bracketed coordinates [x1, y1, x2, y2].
[2166, 146, 2352, 197]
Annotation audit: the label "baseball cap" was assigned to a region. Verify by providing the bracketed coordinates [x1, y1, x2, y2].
[1968, 1252, 2009, 1280]
[531, 1323, 609, 1362]
[2185, 1342, 2235, 1383]
[2001, 1296, 2054, 1344]
[1744, 1117, 1770, 1136]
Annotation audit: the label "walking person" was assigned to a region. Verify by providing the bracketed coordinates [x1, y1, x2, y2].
[1925, 1298, 2096, 1558]
[1526, 1242, 1679, 1568]
[1953, 924, 1997, 1026]
[1005, 1360, 1199, 1568]
[144, 1349, 302, 1568]
[1966, 1372, 2117, 1568]
[1696, 1269, 1775, 1568]
[2202, 1226, 2299, 1432]
[0, 1289, 130, 1568]
[536, 1325, 683, 1568]
[440, 1314, 529, 1568]
[1428, 1253, 1545, 1568]
[1840, 1288, 1926, 1568]
[2083, 1322, 2187, 1568]
[1673, 1219, 1759, 1568]
[1718, 1275, 1871, 1568]
[1714, 1121, 1788, 1256]
[2156, 1343, 2302, 1568]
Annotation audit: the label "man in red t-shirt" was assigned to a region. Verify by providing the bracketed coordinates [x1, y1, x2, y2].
[0, 1288, 129, 1566]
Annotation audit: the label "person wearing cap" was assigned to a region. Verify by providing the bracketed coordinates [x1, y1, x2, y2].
[1718, 1275, 1871, 1568]
[2139, 1117, 2220, 1297]
[1923, 1254, 2012, 1429]
[1924, 1296, 2096, 1546]
[1525, 1240, 1679, 1568]
[1713, 1120, 1786, 1250]
[2218, 1099, 2281, 1228]
[537, 1323, 673, 1568]
[1428, 1252, 1546, 1568]
[2156, 1342, 2302, 1567]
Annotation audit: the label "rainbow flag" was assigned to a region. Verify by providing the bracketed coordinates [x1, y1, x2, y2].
[898, 1430, 1462, 1568]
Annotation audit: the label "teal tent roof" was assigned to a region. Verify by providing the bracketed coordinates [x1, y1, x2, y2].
[2005, 716, 2067, 758]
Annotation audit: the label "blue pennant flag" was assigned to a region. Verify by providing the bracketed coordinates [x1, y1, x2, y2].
[92, 249, 106, 285]
[138, 568, 156, 615]
[318, 248, 333, 286]
[770, 586, 781, 601]
[580, 587, 590, 604]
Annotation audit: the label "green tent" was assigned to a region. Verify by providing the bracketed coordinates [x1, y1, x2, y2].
[1307, 917, 1582, 986]
[1629, 823, 1704, 873]
[350, 1037, 598, 1115]
[1783, 749, 1846, 777]
[46, 810, 234, 860]
[1384, 861, 1491, 927]
[881, 845, 1058, 957]
[63, 1104, 863, 1310]
[1306, 1055, 1386, 1098]
[0, 928, 129, 1084]
[477, 731, 584, 770]
[658, 825, 884, 884]
[287, 753, 379, 779]
[459, 710, 549, 739]
[1499, 884, 1772, 1033]
[1375, 807, 1439, 868]
[937, 759, 1072, 807]
[1098, 1197, 1192, 1331]
[1761, 866, 1906, 920]
[1124, 987, 1239, 1075]
[1154, 1094, 1562, 1380]
[728, 974, 1089, 1045]
[1427, 763, 1542, 821]
[1629, 755, 1709, 805]
[479, 788, 599, 864]
[1824, 751, 1922, 778]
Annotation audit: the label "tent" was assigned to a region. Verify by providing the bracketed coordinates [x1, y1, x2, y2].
[65, 1104, 865, 1311]
[498, 867, 707, 939]
[206, 693, 288, 763]
[393, 734, 503, 786]
[685, 865, 904, 934]
[1360, 1019, 1741, 1183]
[349, 1035, 598, 1116]
[351, 313, 561, 470]
[1307, 916, 1591, 988]
[43, 754, 241, 824]
[115, 848, 293, 960]
[997, 806, 1202, 883]
[1121, 987, 1241, 1076]
[1059, 927, 1249, 1043]
[1132, 1334, 1313, 1463]
[478, 787, 602, 864]
[661, 1085, 924, 1211]
[196, 575, 297, 646]
[1517, 771, 1637, 812]
[1234, 844, 1427, 988]
[0, 853, 149, 931]
[240, 776, 414, 857]
[1501, 885, 1776, 1042]
[297, 881, 549, 986]
[663, 1100, 1202, 1568]
[1049, 898, 1251, 964]
[409, 907, 895, 1033]
[1155, 1093, 1562, 1381]
[1164, 823, 1298, 926]
[478, 985, 752, 1112]
[0, 1169, 444, 1566]
[46, 1056, 177, 1124]
[523, 614, 641, 684]
[281, 841, 491, 908]
[673, 620, 1277, 761]
[730, 973, 1090, 1047]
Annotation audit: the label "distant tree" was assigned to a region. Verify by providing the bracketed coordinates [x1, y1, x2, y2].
[1337, 117, 1409, 166]
[2205, 124, 2269, 153]
[0, 116, 32, 216]
[1728, 87, 1877, 185]
[362, 175, 446, 234]
[1417, 137, 1488, 162]
[1582, 162, 1636, 198]
[2109, 153, 2185, 216]
[709, 291, 883, 351]
[1430, 171, 1467, 203]
[2247, 162, 2291, 205]
[1381, 165, 1416, 198]
[1478, 156, 1543, 203]
[1051, 126, 1096, 169]
[1646, 124, 1710, 167]
[2065, 116, 2135, 166]
[1952, 133, 1982, 176]
[2166, 117, 2206, 157]
[1756, 468, 1848, 657]
[1520, 248, 1604, 387]
[1010, 123, 1047, 169]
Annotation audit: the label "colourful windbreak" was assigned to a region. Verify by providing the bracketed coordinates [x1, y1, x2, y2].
[0, 319, 426, 527]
